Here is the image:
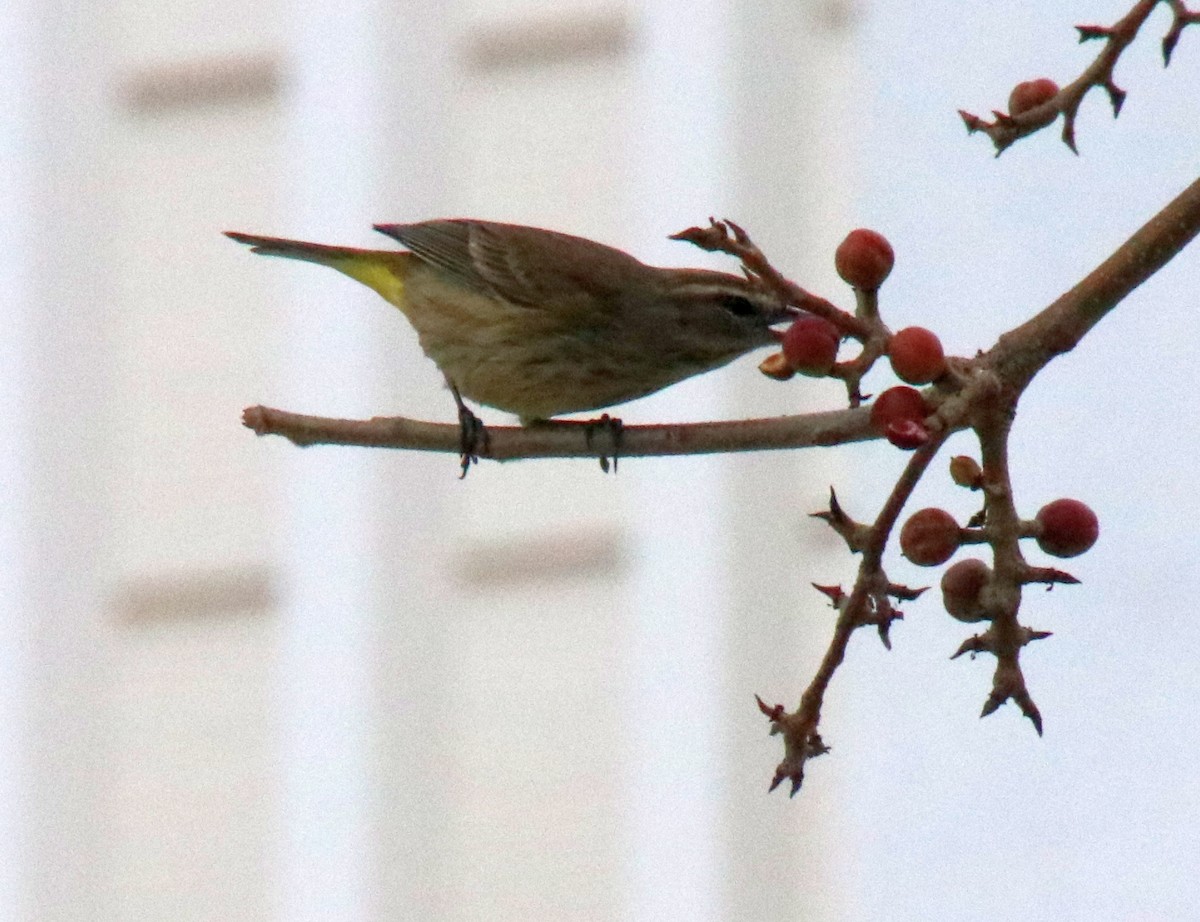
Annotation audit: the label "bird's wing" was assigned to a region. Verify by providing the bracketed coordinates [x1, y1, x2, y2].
[376, 220, 642, 309]
[375, 221, 494, 294]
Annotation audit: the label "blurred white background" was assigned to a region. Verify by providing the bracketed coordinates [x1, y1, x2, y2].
[1, 1, 1198, 920]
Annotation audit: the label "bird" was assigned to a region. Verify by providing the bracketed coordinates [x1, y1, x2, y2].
[225, 219, 792, 424]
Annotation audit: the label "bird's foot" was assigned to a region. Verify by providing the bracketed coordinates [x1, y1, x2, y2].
[584, 414, 624, 473]
[448, 382, 488, 478]
[520, 414, 624, 472]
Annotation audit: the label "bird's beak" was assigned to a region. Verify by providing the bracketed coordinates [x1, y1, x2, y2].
[770, 303, 801, 327]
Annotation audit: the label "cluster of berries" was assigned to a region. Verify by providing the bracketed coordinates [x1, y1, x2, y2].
[762, 223, 1099, 624]
[763, 227, 946, 448]
[902, 498, 1098, 622]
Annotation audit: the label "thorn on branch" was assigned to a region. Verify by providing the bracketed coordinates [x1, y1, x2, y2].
[951, 622, 1053, 661]
[814, 581, 903, 648]
[1163, 4, 1200, 66]
[754, 699, 831, 797]
[887, 582, 928, 603]
[768, 730, 830, 798]
[1076, 24, 1112, 42]
[812, 583, 847, 607]
[951, 633, 991, 660]
[1027, 629, 1054, 643]
[980, 685, 1044, 736]
[668, 217, 742, 253]
[1024, 565, 1081, 587]
[669, 218, 763, 272]
[980, 660, 1045, 736]
[1062, 116, 1080, 155]
[810, 487, 872, 552]
[724, 217, 751, 245]
[958, 109, 986, 134]
[1104, 80, 1127, 117]
[1016, 689, 1045, 736]
[871, 602, 903, 651]
[755, 694, 786, 724]
[827, 485, 848, 520]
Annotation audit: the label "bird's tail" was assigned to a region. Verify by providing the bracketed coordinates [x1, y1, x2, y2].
[224, 231, 411, 306]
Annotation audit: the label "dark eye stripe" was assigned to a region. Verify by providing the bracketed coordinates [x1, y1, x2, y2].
[718, 294, 757, 317]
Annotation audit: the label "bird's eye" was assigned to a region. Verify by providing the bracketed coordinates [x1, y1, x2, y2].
[717, 293, 757, 317]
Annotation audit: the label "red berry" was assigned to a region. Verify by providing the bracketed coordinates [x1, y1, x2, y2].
[885, 419, 930, 450]
[870, 386, 927, 436]
[1009, 78, 1060, 116]
[941, 559, 992, 623]
[781, 315, 840, 376]
[835, 229, 894, 290]
[900, 508, 961, 566]
[1035, 498, 1098, 558]
[888, 327, 946, 384]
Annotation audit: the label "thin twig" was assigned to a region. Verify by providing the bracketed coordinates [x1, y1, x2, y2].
[670, 219, 871, 338]
[960, 0, 1200, 153]
[768, 428, 951, 795]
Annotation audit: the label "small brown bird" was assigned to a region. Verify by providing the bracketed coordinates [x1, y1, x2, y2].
[226, 220, 791, 422]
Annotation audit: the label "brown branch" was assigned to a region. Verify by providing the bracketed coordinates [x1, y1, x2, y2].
[243, 403, 879, 460]
[946, 373, 1056, 736]
[767, 428, 951, 795]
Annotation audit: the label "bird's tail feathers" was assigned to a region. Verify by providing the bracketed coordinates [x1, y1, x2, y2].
[224, 231, 410, 305]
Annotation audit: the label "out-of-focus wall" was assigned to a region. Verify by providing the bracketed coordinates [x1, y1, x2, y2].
[2, 1, 858, 920]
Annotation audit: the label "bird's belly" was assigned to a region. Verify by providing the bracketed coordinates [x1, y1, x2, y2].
[399, 284, 715, 419]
